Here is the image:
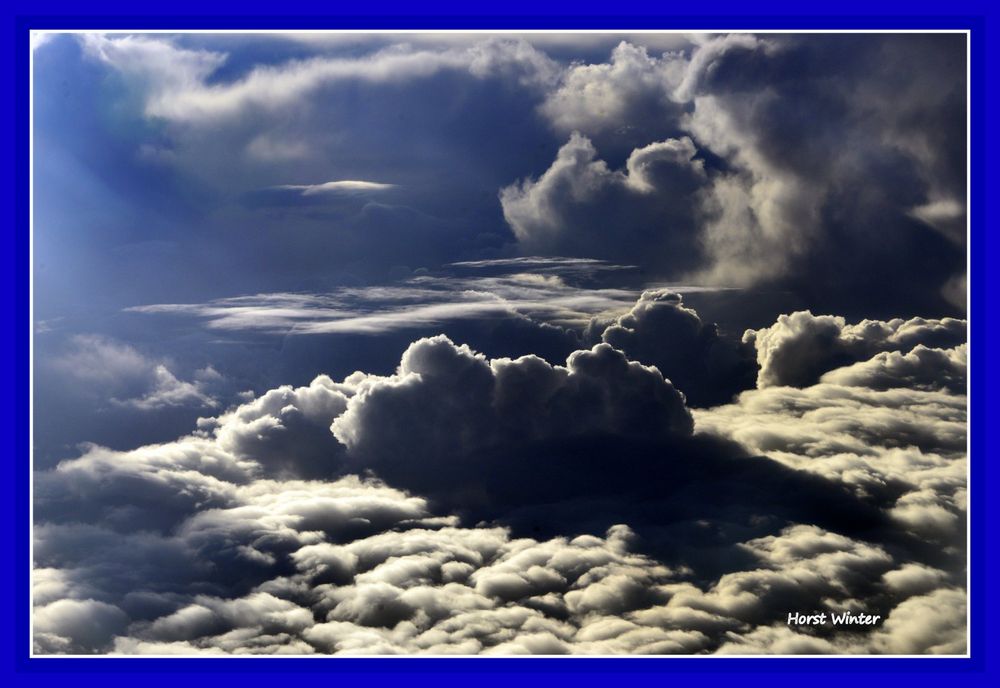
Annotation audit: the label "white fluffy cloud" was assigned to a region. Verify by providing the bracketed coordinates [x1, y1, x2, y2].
[34, 298, 967, 655]
[540, 41, 686, 136]
[695, 349, 967, 550]
[743, 311, 966, 388]
[35, 490, 966, 655]
[820, 344, 966, 394]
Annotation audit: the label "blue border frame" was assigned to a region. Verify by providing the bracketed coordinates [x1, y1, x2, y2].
[4, 2, 997, 685]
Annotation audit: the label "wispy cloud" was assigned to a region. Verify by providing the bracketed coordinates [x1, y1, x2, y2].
[50, 335, 222, 411]
[448, 256, 628, 270]
[126, 264, 735, 336]
[80, 34, 559, 123]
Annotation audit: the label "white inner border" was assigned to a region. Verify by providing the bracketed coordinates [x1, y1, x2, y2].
[27, 28, 973, 660]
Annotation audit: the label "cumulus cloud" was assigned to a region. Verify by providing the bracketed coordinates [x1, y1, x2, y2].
[695, 371, 967, 552]
[540, 41, 686, 139]
[317, 332, 874, 552]
[743, 311, 966, 388]
[820, 344, 966, 394]
[330, 335, 693, 502]
[594, 290, 757, 406]
[201, 374, 351, 479]
[679, 34, 966, 313]
[34, 598, 130, 654]
[34, 479, 966, 655]
[31, 257, 969, 659]
[500, 133, 707, 272]
[497, 34, 967, 316]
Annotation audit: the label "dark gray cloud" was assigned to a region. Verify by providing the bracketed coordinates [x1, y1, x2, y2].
[333, 335, 693, 460]
[680, 34, 966, 316]
[593, 290, 757, 406]
[500, 133, 708, 273]
[498, 34, 967, 318]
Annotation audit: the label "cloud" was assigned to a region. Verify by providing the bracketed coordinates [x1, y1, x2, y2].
[820, 344, 966, 394]
[36, 440, 250, 532]
[869, 588, 967, 654]
[594, 290, 757, 406]
[40, 33, 566, 306]
[50, 334, 158, 385]
[124, 263, 651, 335]
[116, 326, 888, 560]
[500, 133, 707, 273]
[496, 34, 967, 317]
[81, 34, 559, 123]
[34, 310, 966, 654]
[540, 41, 686, 139]
[79, 34, 228, 121]
[50, 335, 223, 410]
[678, 34, 966, 314]
[329, 335, 704, 504]
[40, 34, 966, 334]
[202, 374, 352, 479]
[743, 311, 966, 388]
[447, 256, 635, 273]
[34, 489, 966, 655]
[34, 598, 130, 654]
[124, 365, 223, 411]
[694, 377, 966, 551]
[271, 180, 396, 196]
[32, 33, 968, 656]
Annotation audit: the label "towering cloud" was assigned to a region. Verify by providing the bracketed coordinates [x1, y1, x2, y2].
[500, 133, 708, 272]
[505, 34, 967, 316]
[595, 290, 757, 406]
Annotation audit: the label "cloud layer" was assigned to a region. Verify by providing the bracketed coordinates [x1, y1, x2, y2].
[34, 296, 967, 655]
